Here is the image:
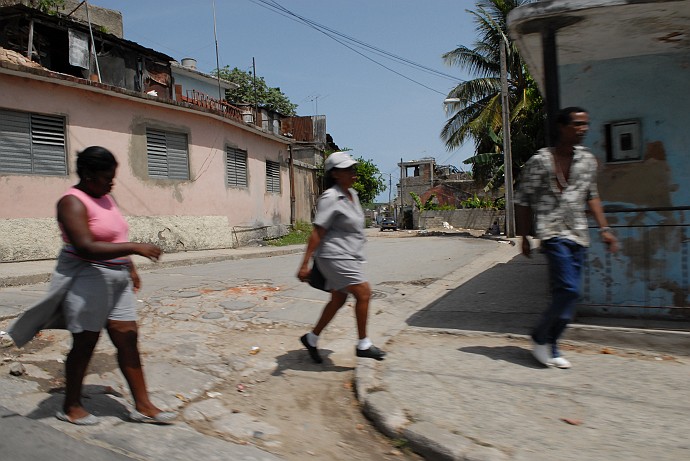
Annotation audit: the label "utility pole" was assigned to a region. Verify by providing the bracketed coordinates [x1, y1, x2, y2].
[500, 39, 515, 238]
[399, 158, 404, 226]
[252, 57, 258, 126]
[388, 173, 392, 212]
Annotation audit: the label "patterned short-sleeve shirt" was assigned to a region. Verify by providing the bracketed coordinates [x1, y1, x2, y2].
[514, 146, 599, 247]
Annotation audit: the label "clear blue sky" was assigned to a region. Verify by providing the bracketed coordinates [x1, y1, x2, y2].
[92, 0, 479, 202]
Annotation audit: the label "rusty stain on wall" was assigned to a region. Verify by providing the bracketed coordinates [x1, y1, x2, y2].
[594, 138, 687, 307]
[599, 141, 673, 208]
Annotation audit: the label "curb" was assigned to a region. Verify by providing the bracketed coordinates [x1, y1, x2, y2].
[0, 247, 304, 288]
[355, 325, 690, 461]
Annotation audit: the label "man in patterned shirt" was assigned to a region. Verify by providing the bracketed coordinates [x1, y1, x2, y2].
[515, 107, 618, 368]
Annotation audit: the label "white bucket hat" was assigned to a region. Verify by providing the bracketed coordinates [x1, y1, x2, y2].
[325, 151, 357, 171]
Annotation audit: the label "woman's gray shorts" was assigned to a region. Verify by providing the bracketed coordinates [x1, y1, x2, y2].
[63, 263, 136, 333]
[316, 257, 367, 292]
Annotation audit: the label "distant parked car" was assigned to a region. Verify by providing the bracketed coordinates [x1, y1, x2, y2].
[380, 218, 397, 231]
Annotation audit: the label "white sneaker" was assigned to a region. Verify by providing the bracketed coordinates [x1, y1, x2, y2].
[531, 341, 552, 366]
[548, 356, 572, 369]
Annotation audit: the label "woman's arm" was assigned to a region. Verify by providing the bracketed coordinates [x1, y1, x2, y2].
[297, 225, 326, 282]
[58, 195, 161, 261]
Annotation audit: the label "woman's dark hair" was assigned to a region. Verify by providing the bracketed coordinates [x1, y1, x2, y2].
[76, 146, 118, 179]
[323, 170, 337, 190]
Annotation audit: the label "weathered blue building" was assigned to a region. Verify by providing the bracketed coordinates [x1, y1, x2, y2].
[509, 0, 689, 318]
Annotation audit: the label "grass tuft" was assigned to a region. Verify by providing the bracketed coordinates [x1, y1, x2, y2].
[266, 221, 312, 246]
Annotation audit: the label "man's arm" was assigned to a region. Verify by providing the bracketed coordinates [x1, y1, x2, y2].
[515, 204, 533, 257]
[587, 197, 618, 253]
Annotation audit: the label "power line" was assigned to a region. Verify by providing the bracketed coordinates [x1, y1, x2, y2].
[261, 0, 461, 82]
[246, 0, 466, 95]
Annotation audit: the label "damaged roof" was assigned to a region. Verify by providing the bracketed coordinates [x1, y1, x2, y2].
[508, 0, 690, 92]
[0, 4, 175, 63]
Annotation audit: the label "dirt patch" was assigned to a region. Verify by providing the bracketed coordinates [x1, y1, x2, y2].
[3, 322, 420, 461]
[182, 324, 421, 461]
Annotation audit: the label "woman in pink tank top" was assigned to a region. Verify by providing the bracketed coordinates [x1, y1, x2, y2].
[53, 146, 175, 425]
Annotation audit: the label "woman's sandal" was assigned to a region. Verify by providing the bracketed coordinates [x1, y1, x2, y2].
[56, 410, 100, 426]
[129, 409, 177, 424]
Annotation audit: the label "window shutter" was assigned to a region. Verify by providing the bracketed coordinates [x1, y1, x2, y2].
[266, 160, 280, 193]
[146, 129, 189, 180]
[0, 109, 32, 173]
[146, 129, 169, 178]
[0, 110, 66, 176]
[166, 132, 189, 180]
[226, 147, 247, 188]
[31, 114, 66, 175]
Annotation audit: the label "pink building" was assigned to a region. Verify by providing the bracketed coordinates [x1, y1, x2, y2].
[0, 4, 321, 261]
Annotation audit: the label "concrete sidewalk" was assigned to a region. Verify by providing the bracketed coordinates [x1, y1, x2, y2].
[2, 238, 690, 460]
[356, 251, 690, 461]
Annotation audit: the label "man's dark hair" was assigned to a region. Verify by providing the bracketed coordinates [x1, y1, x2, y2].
[556, 106, 588, 126]
[76, 146, 118, 178]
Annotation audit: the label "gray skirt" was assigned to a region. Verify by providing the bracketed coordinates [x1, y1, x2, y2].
[315, 257, 367, 292]
[63, 262, 137, 333]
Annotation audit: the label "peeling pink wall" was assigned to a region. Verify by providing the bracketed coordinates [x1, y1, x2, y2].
[0, 73, 291, 227]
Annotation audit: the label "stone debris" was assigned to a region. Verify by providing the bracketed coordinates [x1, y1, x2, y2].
[9, 362, 25, 376]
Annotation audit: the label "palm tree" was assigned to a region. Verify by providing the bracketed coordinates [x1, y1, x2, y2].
[441, 0, 544, 189]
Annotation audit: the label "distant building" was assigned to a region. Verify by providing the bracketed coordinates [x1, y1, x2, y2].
[397, 157, 481, 208]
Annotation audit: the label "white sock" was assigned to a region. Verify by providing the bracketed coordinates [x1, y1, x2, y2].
[307, 332, 319, 347]
[357, 337, 373, 350]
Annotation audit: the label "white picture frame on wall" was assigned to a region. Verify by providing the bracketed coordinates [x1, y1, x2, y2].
[608, 120, 642, 162]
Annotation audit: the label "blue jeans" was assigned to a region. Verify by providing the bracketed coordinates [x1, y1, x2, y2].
[532, 238, 586, 356]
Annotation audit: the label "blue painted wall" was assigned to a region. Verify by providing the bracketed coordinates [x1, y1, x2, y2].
[173, 72, 225, 101]
[560, 52, 689, 315]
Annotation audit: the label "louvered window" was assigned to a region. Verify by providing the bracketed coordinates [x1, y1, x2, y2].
[146, 129, 189, 180]
[226, 147, 248, 188]
[0, 109, 66, 176]
[266, 160, 281, 193]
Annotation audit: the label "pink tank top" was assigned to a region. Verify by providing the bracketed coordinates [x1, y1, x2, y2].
[59, 187, 130, 264]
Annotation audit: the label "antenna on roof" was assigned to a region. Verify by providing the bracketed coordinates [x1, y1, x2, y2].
[212, 0, 222, 100]
[83, 1, 101, 83]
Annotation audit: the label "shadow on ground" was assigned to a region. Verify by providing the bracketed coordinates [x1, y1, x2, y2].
[459, 345, 544, 368]
[272, 349, 353, 377]
[407, 253, 549, 335]
[26, 384, 129, 421]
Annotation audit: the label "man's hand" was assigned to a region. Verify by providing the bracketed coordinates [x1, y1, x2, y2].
[521, 236, 531, 257]
[601, 230, 619, 253]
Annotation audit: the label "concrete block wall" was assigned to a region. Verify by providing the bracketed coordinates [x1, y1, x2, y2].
[0, 216, 289, 262]
[417, 209, 505, 232]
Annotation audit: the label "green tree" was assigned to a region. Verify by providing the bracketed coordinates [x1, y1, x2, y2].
[410, 192, 437, 211]
[322, 150, 386, 205]
[214, 66, 297, 116]
[352, 156, 386, 205]
[442, 0, 544, 189]
[20, 0, 65, 13]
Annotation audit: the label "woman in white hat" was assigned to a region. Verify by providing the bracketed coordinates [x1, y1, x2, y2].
[297, 152, 386, 363]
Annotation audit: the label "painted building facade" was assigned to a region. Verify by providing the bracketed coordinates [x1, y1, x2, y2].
[0, 4, 321, 262]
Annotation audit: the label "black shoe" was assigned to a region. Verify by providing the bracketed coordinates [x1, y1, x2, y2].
[356, 345, 386, 360]
[300, 334, 322, 364]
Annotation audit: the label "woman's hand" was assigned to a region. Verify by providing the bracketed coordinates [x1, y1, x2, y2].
[135, 243, 162, 262]
[130, 265, 142, 292]
[297, 264, 311, 283]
